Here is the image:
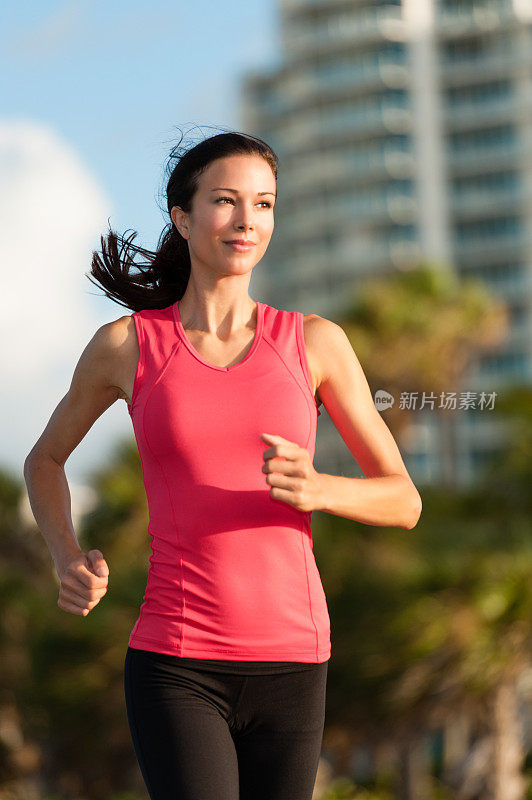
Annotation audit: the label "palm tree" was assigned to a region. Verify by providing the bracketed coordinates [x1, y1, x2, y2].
[5, 440, 151, 800]
[335, 262, 510, 487]
[312, 387, 532, 799]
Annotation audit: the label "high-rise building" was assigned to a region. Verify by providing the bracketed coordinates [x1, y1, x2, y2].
[242, 0, 532, 486]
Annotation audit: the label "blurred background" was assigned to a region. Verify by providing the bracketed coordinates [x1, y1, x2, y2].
[2, 0, 532, 798]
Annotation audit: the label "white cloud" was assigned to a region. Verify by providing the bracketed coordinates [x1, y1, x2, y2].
[0, 119, 127, 485]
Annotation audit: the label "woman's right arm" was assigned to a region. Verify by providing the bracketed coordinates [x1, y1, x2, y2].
[23, 314, 136, 615]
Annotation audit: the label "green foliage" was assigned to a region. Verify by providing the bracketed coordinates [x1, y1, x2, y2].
[0, 469, 22, 515]
[319, 775, 394, 799]
[337, 262, 509, 394]
[1, 440, 148, 800]
[5, 264, 530, 797]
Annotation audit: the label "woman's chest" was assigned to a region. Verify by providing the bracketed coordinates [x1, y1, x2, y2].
[173, 315, 322, 405]
[121, 313, 322, 409]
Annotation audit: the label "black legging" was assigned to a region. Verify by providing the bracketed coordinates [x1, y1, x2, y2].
[124, 646, 329, 800]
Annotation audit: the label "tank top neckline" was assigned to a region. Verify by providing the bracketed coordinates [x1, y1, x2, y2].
[172, 299, 265, 373]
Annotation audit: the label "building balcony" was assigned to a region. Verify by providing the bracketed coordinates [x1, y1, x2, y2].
[446, 142, 524, 172]
[282, 105, 412, 149]
[443, 95, 525, 130]
[439, 48, 532, 85]
[436, 4, 520, 37]
[282, 7, 404, 57]
[281, 150, 414, 196]
[282, 63, 409, 104]
[451, 229, 529, 261]
[449, 185, 527, 216]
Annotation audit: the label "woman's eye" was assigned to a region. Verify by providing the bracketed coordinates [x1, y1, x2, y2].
[216, 197, 272, 208]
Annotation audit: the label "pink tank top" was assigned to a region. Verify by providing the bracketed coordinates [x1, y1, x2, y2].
[126, 299, 331, 663]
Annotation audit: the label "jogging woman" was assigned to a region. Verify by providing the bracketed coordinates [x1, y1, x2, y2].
[24, 129, 422, 800]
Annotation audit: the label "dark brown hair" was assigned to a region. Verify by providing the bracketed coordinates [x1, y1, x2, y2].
[87, 126, 279, 312]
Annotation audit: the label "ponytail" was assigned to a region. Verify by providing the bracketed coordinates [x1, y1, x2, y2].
[88, 219, 190, 312]
[86, 126, 278, 313]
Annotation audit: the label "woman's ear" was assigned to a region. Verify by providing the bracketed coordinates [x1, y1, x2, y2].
[171, 206, 189, 239]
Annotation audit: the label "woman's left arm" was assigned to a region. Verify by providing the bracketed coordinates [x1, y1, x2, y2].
[308, 315, 422, 530]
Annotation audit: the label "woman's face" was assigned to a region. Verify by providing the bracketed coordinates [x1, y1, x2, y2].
[171, 154, 276, 279]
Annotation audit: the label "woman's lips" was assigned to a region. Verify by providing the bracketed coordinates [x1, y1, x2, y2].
[224, 242, 256, 251]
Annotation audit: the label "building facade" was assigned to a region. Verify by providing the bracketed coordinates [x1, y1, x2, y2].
[242, 0, 532, 485]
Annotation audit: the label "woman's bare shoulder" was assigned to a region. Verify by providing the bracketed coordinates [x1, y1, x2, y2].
[90, 314, 136, 359]
[302, 313, 343, 351]
[301, 314, 338, 403]
[90, 314, 138, 403]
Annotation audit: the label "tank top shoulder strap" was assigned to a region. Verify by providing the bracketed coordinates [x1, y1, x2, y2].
[262, 305, 321, 416]
[128, 304, 176, 415]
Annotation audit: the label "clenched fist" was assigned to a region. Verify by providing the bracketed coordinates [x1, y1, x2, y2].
[57, 549, 109, 617]
[260, 432, 324, 513]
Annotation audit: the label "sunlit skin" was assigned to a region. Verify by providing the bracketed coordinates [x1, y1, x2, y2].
[170, 154, 322, 510]
[23, 154, 422, 621]
[260, 432, 324, 513]
[169, 156, 418, 520]
[170, 153, 276, 314]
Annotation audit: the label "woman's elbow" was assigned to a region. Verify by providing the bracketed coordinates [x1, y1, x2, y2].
[404, 490, 422, 530]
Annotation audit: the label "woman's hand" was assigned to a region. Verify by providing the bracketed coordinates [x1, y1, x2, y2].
[260, 432, 323, 513]
[57, 549, 109, 617]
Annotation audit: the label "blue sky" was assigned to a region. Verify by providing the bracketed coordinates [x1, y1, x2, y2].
[2, 0, 281, 495]
[3, 0, 280, 244]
